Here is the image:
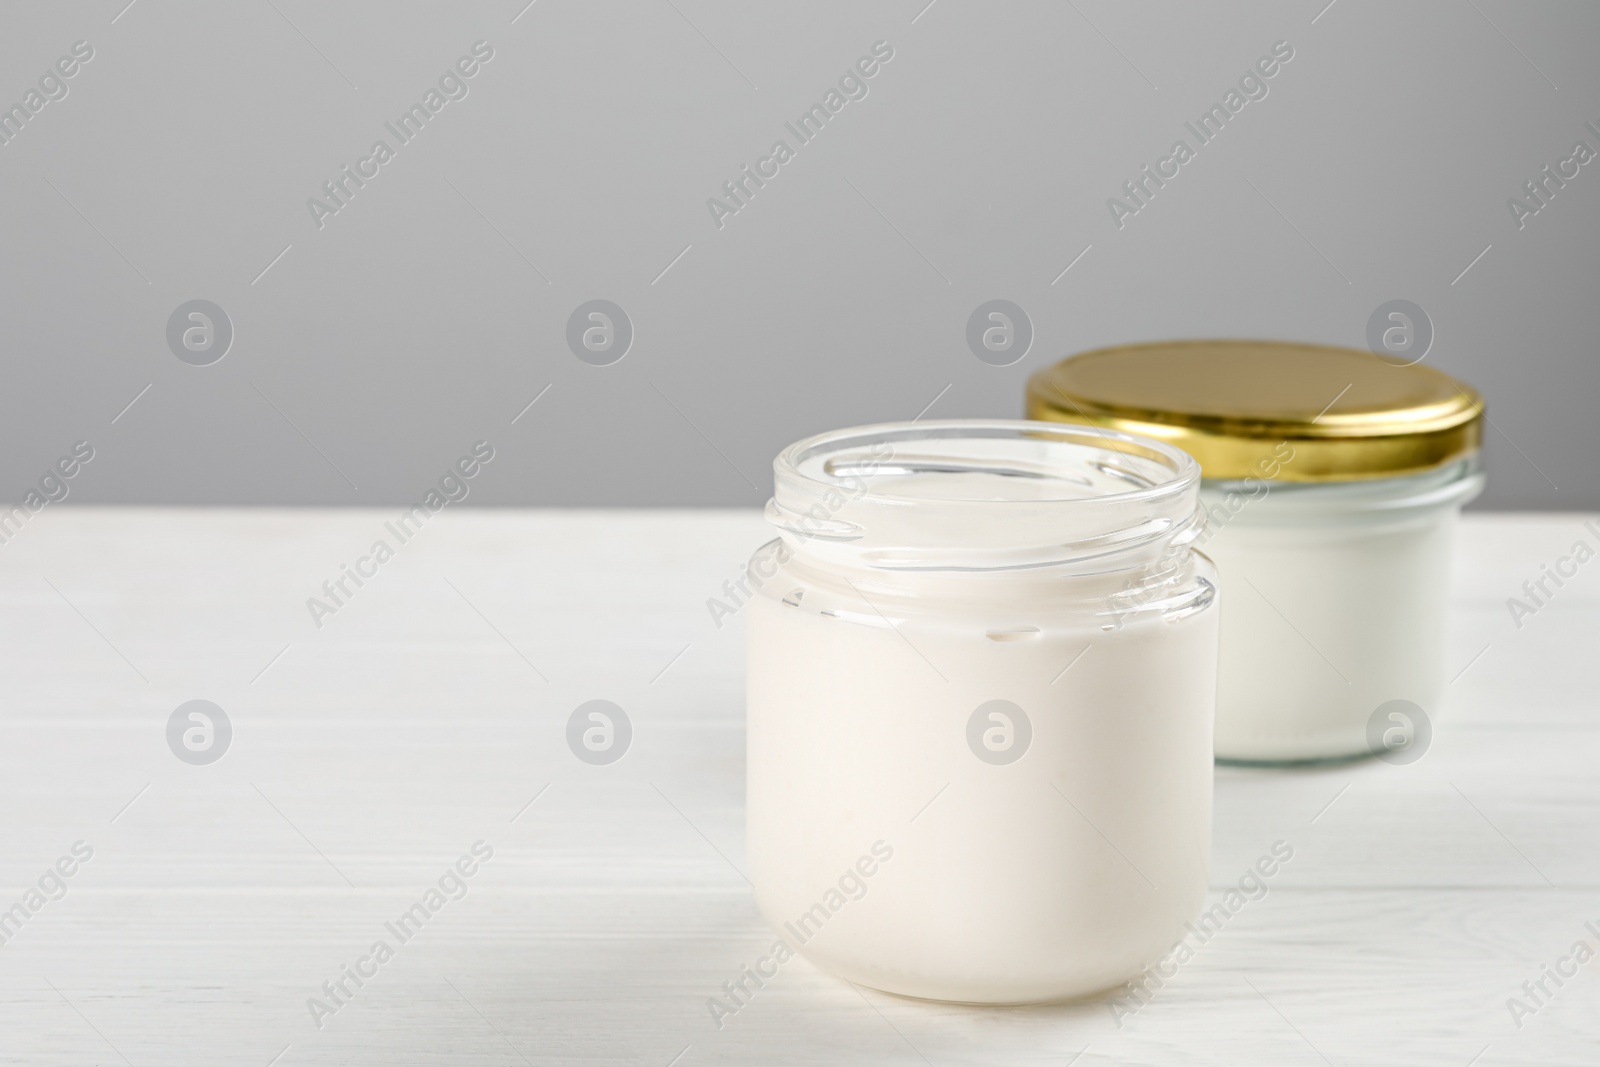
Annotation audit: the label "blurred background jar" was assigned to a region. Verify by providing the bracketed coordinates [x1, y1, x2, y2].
[1028, 340, 1484, 763]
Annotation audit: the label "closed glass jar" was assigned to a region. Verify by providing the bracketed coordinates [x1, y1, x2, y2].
[745, 420, 1219, 1003]
[1028, 340, 1485, 763]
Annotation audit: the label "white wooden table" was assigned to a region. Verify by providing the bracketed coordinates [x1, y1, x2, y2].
[2, 508, 1597, 1066]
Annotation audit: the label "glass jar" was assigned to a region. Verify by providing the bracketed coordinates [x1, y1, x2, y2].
[1027, 340, 1485, 763]
[745, 420, 1219, 1003]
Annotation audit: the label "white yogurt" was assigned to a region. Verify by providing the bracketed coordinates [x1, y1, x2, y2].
[1201, 460, 1483, 762]
[746, 421, 1220, 1003]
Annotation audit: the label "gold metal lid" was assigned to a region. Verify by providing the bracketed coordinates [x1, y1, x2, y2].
[1025, 340, 1484, 482]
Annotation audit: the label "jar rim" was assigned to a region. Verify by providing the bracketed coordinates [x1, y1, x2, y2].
[767, 420, 1205, 571]
[1202, 455, 1484, 518]
[773, 419, 1201, 508]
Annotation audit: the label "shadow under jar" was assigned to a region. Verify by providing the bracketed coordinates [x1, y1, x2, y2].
[745, 420, 1219, 1004]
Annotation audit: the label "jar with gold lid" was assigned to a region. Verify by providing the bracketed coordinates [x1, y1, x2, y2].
[1027, 340, 1484, 763]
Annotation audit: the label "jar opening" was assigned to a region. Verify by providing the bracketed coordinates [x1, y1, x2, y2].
[768, 420, 1203, 572]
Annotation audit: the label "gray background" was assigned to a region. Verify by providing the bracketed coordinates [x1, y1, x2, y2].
[1, 0, 1595, 510]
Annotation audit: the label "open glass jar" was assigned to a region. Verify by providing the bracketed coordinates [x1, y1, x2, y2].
[745, 420, 1219, 1003]
[1027, 340, 1485, 763]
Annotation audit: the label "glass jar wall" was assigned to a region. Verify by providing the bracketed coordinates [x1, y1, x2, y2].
[746, 420, 1219, 1003]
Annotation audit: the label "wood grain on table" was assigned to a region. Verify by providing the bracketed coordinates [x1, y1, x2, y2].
[2, 509, 1597, 1066]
